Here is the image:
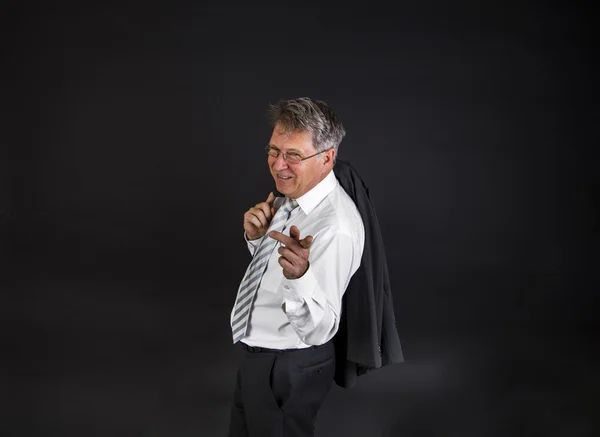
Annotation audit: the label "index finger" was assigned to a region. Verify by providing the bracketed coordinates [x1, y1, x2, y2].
[268, 230, 295, 246]
[266, 192, 276, 206]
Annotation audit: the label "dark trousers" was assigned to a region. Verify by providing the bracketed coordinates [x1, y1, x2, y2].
[227, 340, 335, 437]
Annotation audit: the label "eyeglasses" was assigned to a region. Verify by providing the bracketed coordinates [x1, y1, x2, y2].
[265, 146, 327, 164]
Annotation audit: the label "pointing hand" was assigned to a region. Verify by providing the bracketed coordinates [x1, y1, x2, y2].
[269, 225, 313, 279]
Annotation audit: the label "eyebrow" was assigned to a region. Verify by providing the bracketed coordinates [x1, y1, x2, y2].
[267, 144, 302, 154]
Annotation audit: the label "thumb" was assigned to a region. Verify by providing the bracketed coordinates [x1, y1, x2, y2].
[300, 235, 313, 250]
[266, 191, 276, 205]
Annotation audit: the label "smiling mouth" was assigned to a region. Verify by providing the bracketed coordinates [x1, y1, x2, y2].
[277, 174, 293, 180]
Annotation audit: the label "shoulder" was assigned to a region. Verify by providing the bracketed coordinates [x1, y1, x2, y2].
[316, 184, 364, 237]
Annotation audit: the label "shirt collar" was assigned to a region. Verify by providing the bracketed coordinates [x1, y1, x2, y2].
[294, 170, 338, 215]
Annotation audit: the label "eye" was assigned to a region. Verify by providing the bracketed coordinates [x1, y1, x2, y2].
[288, 153, 302, 160]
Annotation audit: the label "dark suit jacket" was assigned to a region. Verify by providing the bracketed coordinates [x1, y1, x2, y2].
[333, 159, 404, 388]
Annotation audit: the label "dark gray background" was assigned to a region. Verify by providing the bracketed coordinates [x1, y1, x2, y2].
[3, 1, 598, 436]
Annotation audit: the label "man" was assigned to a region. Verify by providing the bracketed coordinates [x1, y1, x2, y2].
[228, 97, 365, 437]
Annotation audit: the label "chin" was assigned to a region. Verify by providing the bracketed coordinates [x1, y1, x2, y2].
[275, 185, 289, 196]
[274, 180, 288, 192]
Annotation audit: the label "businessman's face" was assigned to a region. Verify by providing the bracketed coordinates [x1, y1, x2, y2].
[267, 123, 334, 199]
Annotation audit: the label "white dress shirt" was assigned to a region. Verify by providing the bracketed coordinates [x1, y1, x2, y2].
[231, 170, 365, 350]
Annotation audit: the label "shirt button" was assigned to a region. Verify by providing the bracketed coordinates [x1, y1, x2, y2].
[284, 285, 289, 289]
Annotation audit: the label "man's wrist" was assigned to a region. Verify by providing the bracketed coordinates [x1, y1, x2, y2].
[245, 231, 264, 242]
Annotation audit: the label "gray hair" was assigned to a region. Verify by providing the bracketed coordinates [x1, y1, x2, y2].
[267, 97, 346, 159]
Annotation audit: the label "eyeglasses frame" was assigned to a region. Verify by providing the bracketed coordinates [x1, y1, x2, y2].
[265, 146, 328, 164]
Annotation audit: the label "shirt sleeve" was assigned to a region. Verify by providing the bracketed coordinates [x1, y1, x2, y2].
[244, 232, 264, 255]
[279, 230, 359, 345]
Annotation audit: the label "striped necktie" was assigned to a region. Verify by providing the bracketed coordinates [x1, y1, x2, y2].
[231, 196, 298, 343]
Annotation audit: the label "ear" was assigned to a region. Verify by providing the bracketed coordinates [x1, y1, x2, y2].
[324, 148, 336, 166]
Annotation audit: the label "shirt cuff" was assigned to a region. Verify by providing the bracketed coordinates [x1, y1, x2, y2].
[244, 232, 264, 253]
[281, 265, 318, 312]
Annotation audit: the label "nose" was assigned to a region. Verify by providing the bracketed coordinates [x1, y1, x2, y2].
[272, 153, 288, 170]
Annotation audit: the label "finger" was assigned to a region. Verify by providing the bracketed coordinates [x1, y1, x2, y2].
[266, 191, 276, 206]
[252, 208, 269, 228]
[277, 256, 295, 278]
[278, 245, 303, 263]
[255, 202, 272, 221]
[268, 230, 295, 246]
[246, 209, 268, 228]
[300, 235, 313, 250]
[289, 225, 301, 241]
[244, 212, 264, 230]
[274, 235, 309, 260]
[298, 237, 312, 260]
[278, 255, 308, 279]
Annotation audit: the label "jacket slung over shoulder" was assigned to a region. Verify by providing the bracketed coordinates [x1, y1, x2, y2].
[332, 158, 404, 389]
